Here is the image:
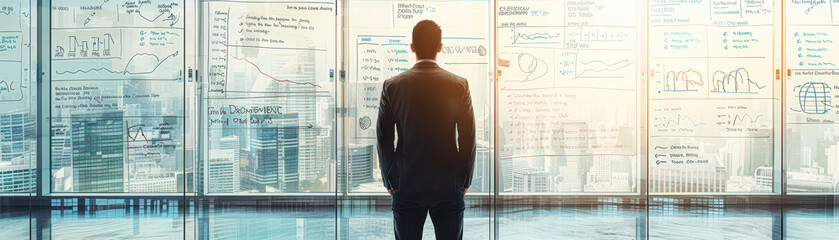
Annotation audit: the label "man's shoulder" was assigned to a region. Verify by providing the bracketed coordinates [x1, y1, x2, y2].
[441, 69, 468, 88]
[384, 68, 467, 88]
[383, 70, 412, 86]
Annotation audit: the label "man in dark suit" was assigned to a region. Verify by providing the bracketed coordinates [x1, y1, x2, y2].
[377, 20, 476, 240]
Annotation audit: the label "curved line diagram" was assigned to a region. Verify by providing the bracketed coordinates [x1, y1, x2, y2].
[574, 58, 633, 79]
[711, 67, 765, 93]
[127, 124, 148, 141]
[731, 114, 763, 127]
[663, 114, 705, 128]
[0, 80, 24, 102]
[512, 27, 561, 44]
[55, 51, 179, 75]
[498, 52, 549, 83]
[579, 59, 629, 66]
[123, 1, 181, 27]
[137, 9, 180, 27]
[664, 68, 703, 91]
[229, 54, 323, 88]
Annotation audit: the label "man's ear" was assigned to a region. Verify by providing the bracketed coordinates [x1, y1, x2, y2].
[437, 43, 443, 53]
[410, 43, 415, 53]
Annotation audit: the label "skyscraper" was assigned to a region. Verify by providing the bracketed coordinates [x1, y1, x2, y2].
[513, 168, 550, 193]
[0, 111, 35, 162]
[71, 111, 125, 192]
[0, 111, 36, 193]
[650, 166, 727, 193]
[344, 144, 374, 187]
[500, 151, 513, 192]
[219, 135, 241, 192]
[50, 124, 73, 175]
[247, 114, 280, 192]
[280, 113, 300, 192]
[208, 149, 239, 193]
[471, 147, 491, 192]
[0, 162, 35, 192]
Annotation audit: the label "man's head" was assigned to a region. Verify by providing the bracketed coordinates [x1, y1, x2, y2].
[411, 20, 442, 60]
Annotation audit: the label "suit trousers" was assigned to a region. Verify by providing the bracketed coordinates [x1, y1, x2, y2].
[391, 190, 465, 240]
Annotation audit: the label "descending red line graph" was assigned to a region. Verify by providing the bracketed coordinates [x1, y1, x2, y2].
[229, 54, 322, 88]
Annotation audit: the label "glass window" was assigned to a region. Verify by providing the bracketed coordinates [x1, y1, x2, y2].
[648, 0, 778, 194]
[49, 0, 186, 193]
[0, 0, 35, 195]
[496, 0, 641, 194]
[346, 0, 494, 194]
[200, 0, 337, 194]
[784, 0, 839, 193]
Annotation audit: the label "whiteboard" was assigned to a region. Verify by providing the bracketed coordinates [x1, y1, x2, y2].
[50, 0, 186, 193]
[496, 0, 641, 193]
[785, 0, 839, 193]
[649, 0, 777, 194]
[201, 0, 336, 193]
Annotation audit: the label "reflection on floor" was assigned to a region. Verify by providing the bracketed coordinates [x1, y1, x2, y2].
[1, 198, 837, 239]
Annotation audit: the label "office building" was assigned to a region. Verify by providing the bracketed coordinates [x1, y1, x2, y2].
[344, 144, 374, 187]
[71, 111, 125, 193]
[208, 149, 239, 193]
[513, 168, 550, 193]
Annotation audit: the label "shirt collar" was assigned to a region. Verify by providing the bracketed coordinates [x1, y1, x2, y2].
[416, 59, 437, 64]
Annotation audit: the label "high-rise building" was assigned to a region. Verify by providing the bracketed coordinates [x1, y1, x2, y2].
[0, 162, 34, 192]
[592, 155, 613, 183]
[219, 136, 241, 192]
[208, 149, 239, 193]
[176, 171, 194, 192]
[1, 111, 35, 162]
[344, 144, 374, 187]
[0, 111, 36, 193]
[247, 115, 280, 192]
[129, 177, 177, 192]
[471, 147, 492, 192]
[71, 111, 125, 192]
[500, 151, 513, 192]
[650, 166, 727, 193]
[50, 124, 73, 174]
[279, 113, 300, 192]
[513, 168, 550, 193]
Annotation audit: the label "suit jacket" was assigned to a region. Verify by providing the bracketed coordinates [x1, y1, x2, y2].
[377, 60, 476, 193]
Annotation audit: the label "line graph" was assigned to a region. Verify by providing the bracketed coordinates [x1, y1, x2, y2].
[229, 54, 322, 88]
[661, 67, 704, 93]
[732, 114, 763, 127]
[127, 124, 149, 141]
[510, 26, 561, 45]
[658, 114, 705, 128]
[574, 56, 633, 79]
[716, 114, 765, 127]
[55, 51, 179, 76]
[127, 124, 174, 142]
[711, 68, 765, 94]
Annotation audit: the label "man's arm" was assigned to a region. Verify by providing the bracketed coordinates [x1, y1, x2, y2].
[376, 83, 396, 191]
[457, 80, 477, 189]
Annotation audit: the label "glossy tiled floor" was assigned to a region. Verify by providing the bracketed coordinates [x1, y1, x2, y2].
[2, 199, 838, 239]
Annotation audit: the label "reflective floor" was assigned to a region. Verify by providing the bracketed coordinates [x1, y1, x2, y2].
[2, 198, 838, 239]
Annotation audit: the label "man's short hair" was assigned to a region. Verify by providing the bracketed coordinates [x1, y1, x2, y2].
[412, 20, 442, 59]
